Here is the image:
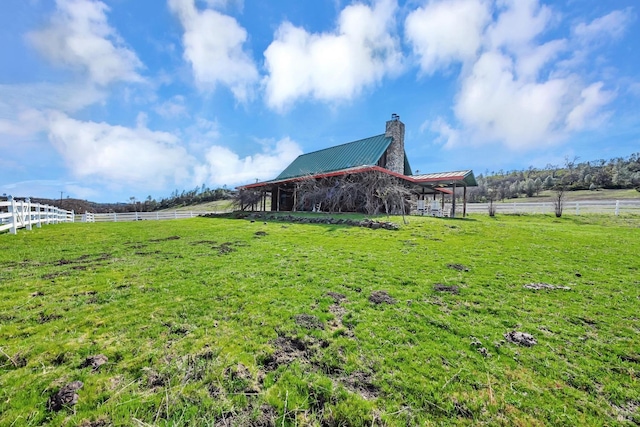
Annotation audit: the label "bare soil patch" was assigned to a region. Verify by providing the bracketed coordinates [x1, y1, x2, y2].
[214, 403, 277, 427]
[294, 314, 324, 330]
[80, 354, 108, 372]
[47, 381, 83, 412]
[326, 291, 347, 303]
[369, 290, 396, 305]
[341, 371, 380, 400]
[433, 284, 460, 294]
[504, 331, 537, 347]
[447, 263, 469, 272]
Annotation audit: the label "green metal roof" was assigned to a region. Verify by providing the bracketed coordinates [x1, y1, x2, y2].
[276, 134, 392, 180]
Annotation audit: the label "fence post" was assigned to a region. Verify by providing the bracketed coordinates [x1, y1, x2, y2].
[156, 212, 159, 220]
[36, 203, 42, 228]
[114, 212, 117, 222]
[26, 198, 33, 230]
[576, 202, 580, 215]
[8, 196, 17, 235]
[615, 200, 620, 216]
[174, 210, 177, 219]
[190, 211, 193, 218]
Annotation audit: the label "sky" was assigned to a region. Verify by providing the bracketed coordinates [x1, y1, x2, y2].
[1, 0, 639, 203]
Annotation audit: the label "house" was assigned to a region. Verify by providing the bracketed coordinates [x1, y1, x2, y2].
[237, 114, 477, 217]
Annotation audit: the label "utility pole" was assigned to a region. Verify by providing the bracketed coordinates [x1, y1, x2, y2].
[60, 191, 64, 208]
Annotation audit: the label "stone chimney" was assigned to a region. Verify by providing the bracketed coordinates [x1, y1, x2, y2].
[384, 113, 405, 174]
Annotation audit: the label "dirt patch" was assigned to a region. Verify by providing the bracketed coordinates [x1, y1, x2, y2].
[504, 331, 537, 347]
[78, 417, 110, 427]
[215, 403, 277, 427]
[193, 240, 217, 245]
[341, 371, 380, 400]
[0, 350, 27, 368]
[369, 291, 396, 305]
[524, 283, 571, 291]
[216, 242, 236, 255]
[135, 250, 162, 256]
[143, 368, 169, 389]
[433, 284, 460, 294]
[621, 354, 640, 364]
[294, 314, 324, 330]
[260, 336, 311, 371]
[30, 291, 44, 297]
[37, 312, 62, 324]
[254, 231, 268, 237]
[42, 271, 70, 280]
[149, 235, 181, 242]
[80, 354, 108, 372]
[447, 263, 469, 272]
[326, 292, 347, 303]
[47, 381, 83, 412]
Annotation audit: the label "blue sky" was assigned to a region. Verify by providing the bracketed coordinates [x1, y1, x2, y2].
[1, 0, 639, 202]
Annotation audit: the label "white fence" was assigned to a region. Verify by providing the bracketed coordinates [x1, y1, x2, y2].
[78, 210, 220, 223]
[0, 197, 74, 234]
[463, 199, 640, 215]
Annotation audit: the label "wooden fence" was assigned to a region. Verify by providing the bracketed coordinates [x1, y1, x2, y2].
[0, 196, 75, 235]
[463, 199, 640, 215]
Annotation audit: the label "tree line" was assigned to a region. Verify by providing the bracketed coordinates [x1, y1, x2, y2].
[467, 153, 640, 202]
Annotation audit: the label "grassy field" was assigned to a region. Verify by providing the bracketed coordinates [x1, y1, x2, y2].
[1, 213, 639, 426]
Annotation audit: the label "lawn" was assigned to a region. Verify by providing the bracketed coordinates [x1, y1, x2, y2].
[0, 213, 638, 426]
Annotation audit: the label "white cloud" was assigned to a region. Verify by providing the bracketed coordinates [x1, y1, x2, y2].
[154, 95, 189, 119]
[263, 0, 403, 110]
[168, 0, 258, 101]
[455, 51, 570, 148]
[486, 0, 553, 51]
[193, 137, 303, 186]
[405, 0, 490, 74]
[26, 0, 143, 85]
[573, 8, 635, 43]
[47, 112, 194, 189]
[565, 82, 614, 131]
[413, 0, 620, 150]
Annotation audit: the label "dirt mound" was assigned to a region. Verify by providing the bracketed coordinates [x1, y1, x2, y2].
[369, 291, 396, 305]
[447, 263, 469, 272]
[524, 283, 571, 291]
[294, 314, 324, 330]
[254, 231, 268, 236]
[326, 291, 347, 303]
[433, 284, 460, 294]
[215, 403, 277, 427]
[81, 354, 108, 372]
[47, 381, 83, 411]
[341, 371, 380, 400]
[261, 336, 308, 370]
[504, 331, 537, 347]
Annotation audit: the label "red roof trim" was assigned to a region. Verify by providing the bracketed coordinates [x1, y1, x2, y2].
[237, 166, 469, 190]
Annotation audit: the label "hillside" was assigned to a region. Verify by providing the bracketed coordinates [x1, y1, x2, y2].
[1, 214, 638, 425]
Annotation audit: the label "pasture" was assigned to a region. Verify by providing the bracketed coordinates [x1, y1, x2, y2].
[0, 214, 638, 426]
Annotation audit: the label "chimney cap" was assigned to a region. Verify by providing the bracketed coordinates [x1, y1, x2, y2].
[391, 113, 399, 121]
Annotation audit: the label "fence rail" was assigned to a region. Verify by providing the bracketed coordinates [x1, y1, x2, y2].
[463, 199, 640, 215]
[78, 210, 222, 223]
[0, 197, 74, 234]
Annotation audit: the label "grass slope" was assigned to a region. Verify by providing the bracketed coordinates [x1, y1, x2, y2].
[1, 214, 639, 426]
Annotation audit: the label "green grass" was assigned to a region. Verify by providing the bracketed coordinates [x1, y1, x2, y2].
[1, 214, 639, 426]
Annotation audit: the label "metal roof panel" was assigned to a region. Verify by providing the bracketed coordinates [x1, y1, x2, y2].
[275, 134, 392, 180]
